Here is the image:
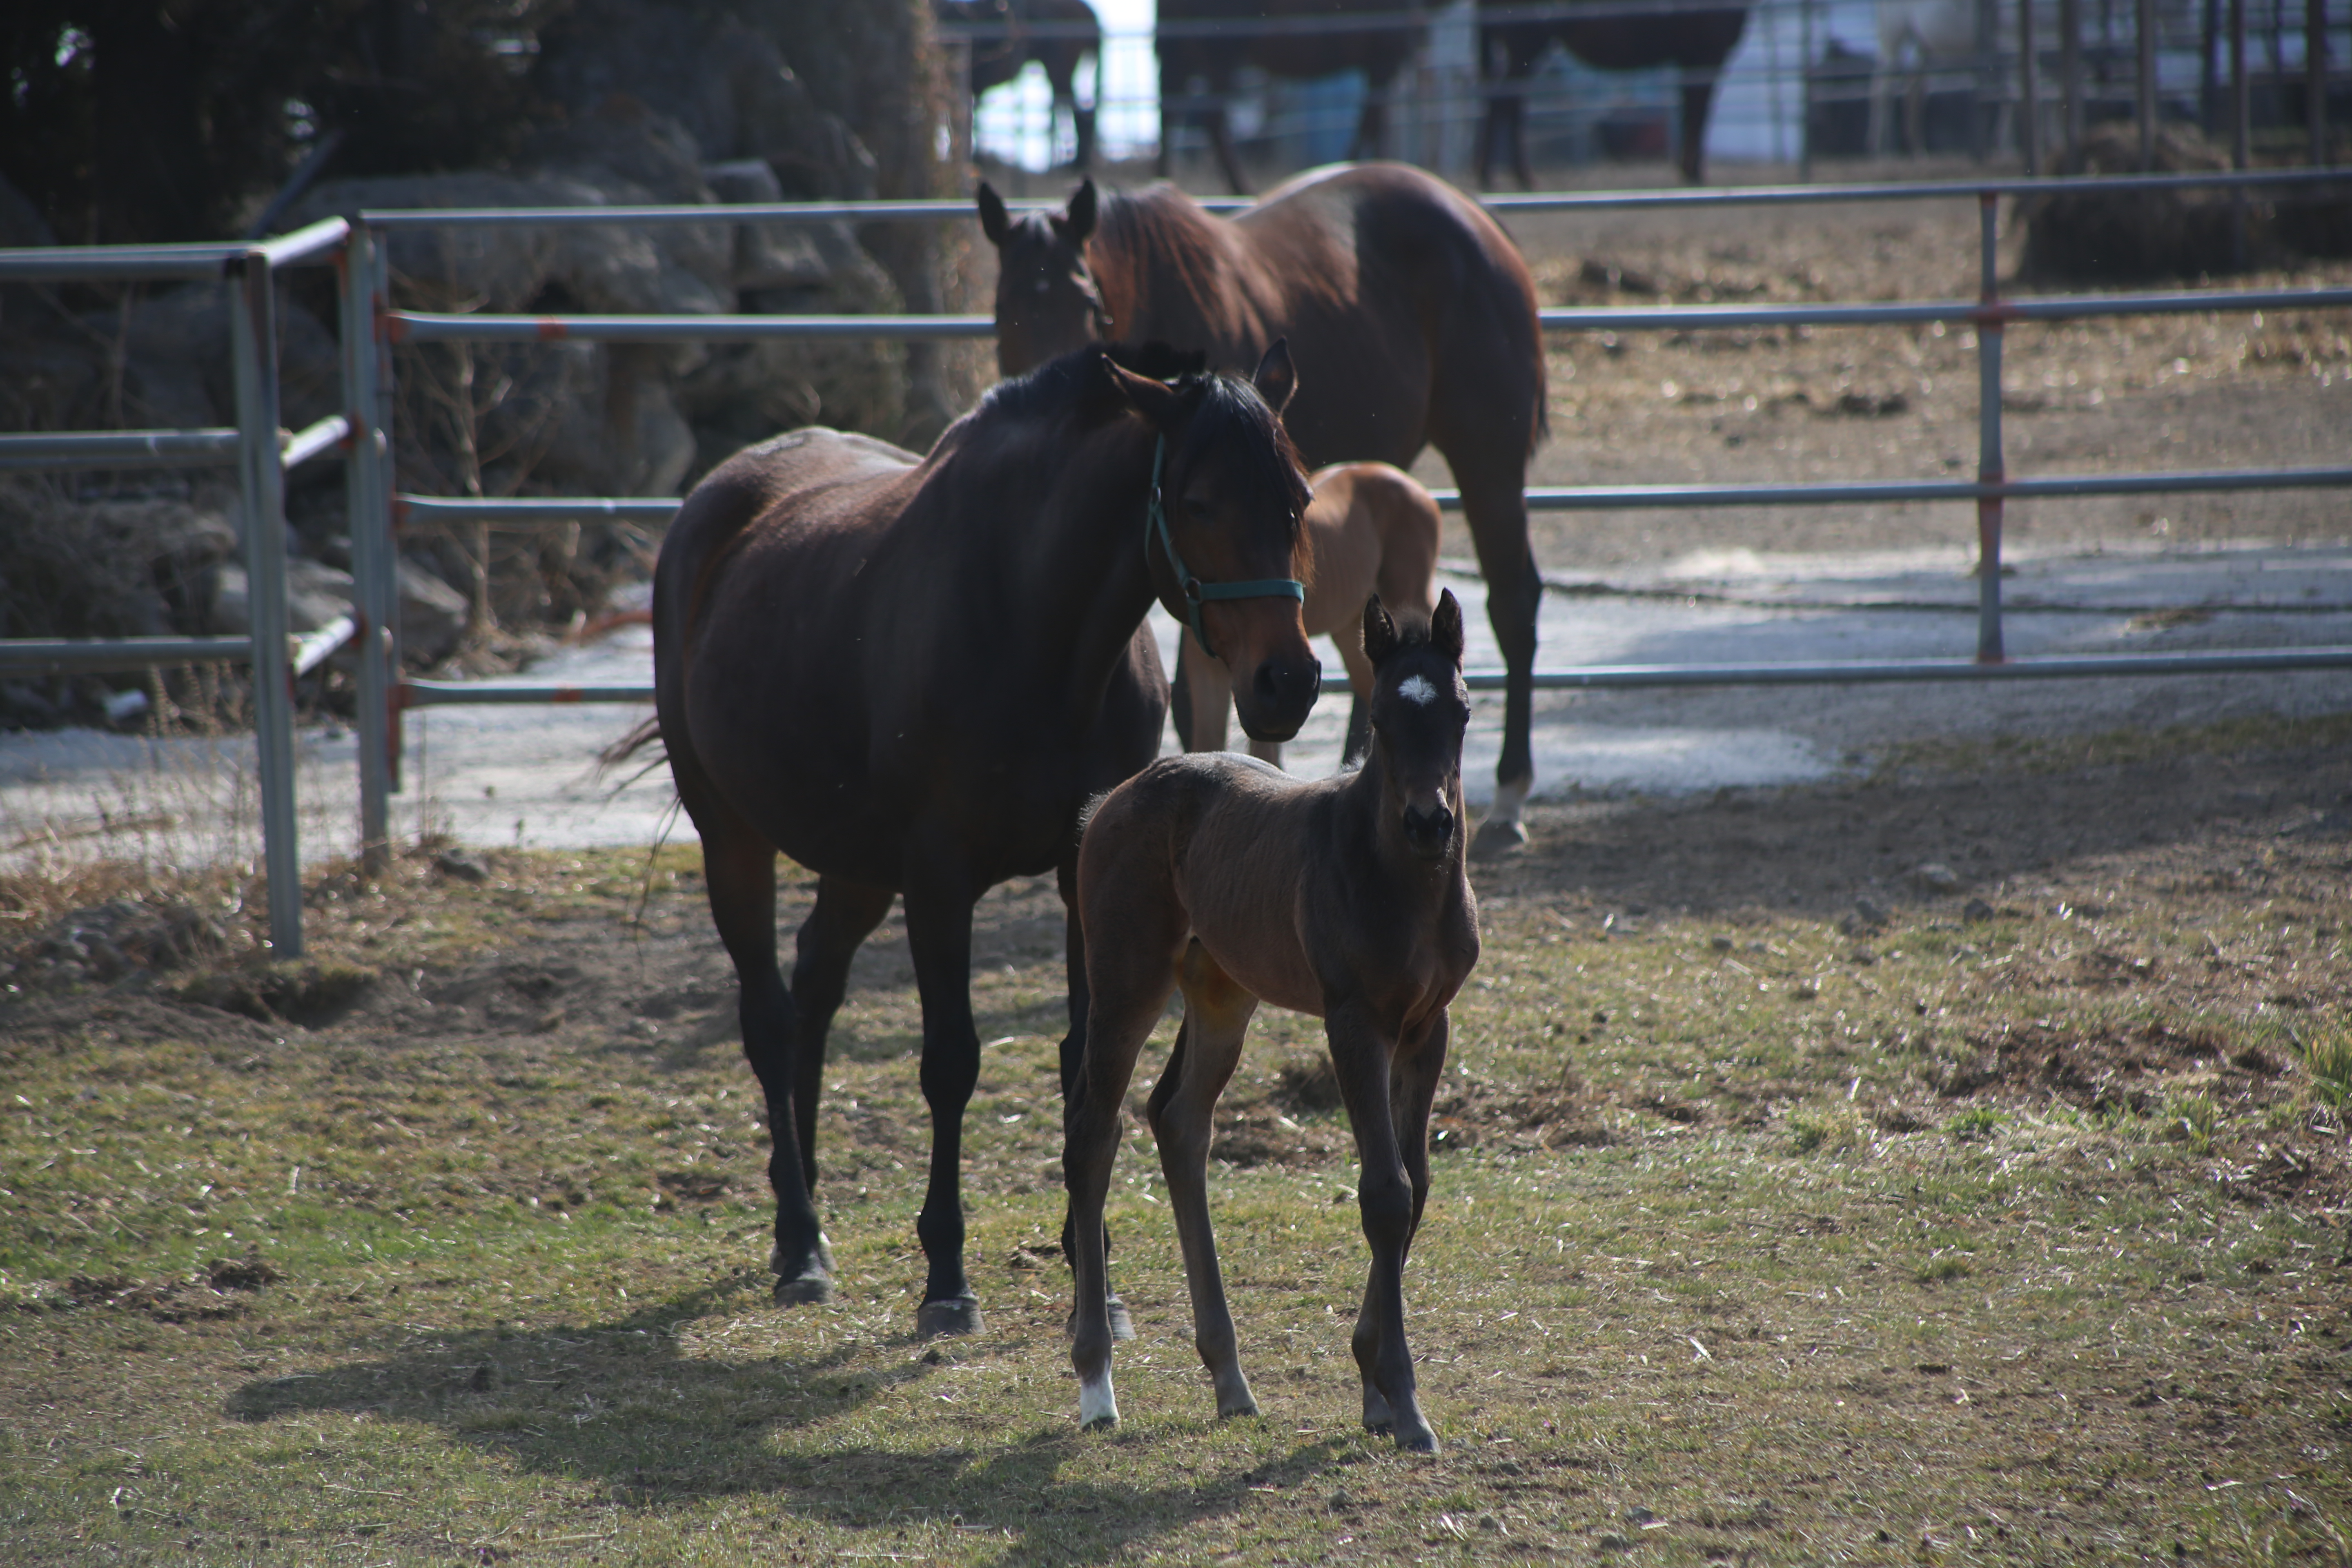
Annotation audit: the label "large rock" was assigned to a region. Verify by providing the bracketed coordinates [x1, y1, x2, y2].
[395, 557, 470, 667]
[208, 558, 357, 638]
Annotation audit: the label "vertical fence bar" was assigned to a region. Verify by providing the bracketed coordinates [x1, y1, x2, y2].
[2061, 0, 2085, 160]
[228, 252, 304, 956]
[1800, 0, 1817, 181]
[2022, 0, 2044, 174]
[370, 227, 407, 792]
[2233, 0, 2252, 266]
[2139, 0, 2160, 167]
[339, 225, 392, 871]
[2313, 0, 2332, 164]
[1975, 192, 2007, 664]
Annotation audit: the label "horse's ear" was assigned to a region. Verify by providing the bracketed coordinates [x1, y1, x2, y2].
[1432, 588, 1466, 665]
[978, 182, 1010, 248]
[1101, 352, 1184, 426]
[1251, 338, 1297, 416]
[1060, 178, 1098, 244]
[1363, 593, 1399, 669]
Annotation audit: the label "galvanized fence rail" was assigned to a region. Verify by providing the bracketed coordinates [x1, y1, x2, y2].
[0, 217, 360, 956]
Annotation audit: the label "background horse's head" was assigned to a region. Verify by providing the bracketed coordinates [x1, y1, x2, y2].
[981, 179, 1109, 377]
[1109, 340, 1319, 744]
[1362, 589, 1470, 860]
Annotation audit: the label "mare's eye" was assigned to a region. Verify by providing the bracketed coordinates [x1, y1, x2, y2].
[1184, 496, 1213, 521]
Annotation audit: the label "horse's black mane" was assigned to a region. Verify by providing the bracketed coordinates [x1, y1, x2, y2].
[979, 340, 1206, 423]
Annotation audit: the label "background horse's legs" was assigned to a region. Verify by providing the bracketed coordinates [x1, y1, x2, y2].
[1443, 458, 1540, 856]
[1207, 101, 1251, 196]
[1328, 1003, 1436, 1451]
[673, 775, 831, 1304]
[789, 877, 896, 1188]
[1678, 71, 1718, 183]
[1146, 943, 1261, 1419]
[901, 864, 987, 1336]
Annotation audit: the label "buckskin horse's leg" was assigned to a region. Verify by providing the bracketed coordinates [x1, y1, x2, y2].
[1057, 849, 1135, 1342]
[1147, 941, 1261, 1419]
[1329, 1002, 1437, 1451]
[901, 862, 987, 1336]
[789, 877, 896, 1189]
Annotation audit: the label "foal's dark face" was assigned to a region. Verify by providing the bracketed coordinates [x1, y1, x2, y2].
[980, 180, 1108, 377]
[1363, 591, 1471, 861]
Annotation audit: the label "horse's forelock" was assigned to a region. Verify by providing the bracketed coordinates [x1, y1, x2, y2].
[1174, 372, 1313, 559]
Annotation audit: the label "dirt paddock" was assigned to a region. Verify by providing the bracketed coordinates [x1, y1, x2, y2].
[1, 178, 2349, 1565]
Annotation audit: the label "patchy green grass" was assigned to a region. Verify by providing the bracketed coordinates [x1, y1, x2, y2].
[2, 793, 2350, 1564]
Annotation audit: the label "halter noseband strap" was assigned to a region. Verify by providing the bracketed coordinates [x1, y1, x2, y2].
[1145, 434, 1304, 664]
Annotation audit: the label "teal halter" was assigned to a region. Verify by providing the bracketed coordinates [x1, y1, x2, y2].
[1145, 434, 1305, 663]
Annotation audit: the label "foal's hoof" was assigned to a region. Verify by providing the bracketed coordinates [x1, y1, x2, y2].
[916, 1293, 986, 1338]
[1468, 815, 1529, 860]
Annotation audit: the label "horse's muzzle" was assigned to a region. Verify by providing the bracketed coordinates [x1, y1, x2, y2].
[1401, 800, 1456, 858]
[1236, 654, 1321, 744]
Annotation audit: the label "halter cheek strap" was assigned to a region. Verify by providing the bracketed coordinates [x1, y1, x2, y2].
[1145, 434, 1305, 664]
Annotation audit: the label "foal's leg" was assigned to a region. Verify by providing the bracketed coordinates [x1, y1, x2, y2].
[1327, 1002, 1437, 1451]
[788, 876, 895, 1189]
[1058, 850, 1134, 1342]
[1147, 942, 1261, 1418]
[1334, 628, 1377, 769]
[900, 863, 987, 1336]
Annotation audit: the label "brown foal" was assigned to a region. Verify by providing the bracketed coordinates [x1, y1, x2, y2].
[1175, 460, 1441, 770]
[1064, 590, 1481, 1451]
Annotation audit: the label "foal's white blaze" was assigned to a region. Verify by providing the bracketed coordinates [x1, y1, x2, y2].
[1079, 1370, 1120, 1428]
[1396, 673, 1439, 706]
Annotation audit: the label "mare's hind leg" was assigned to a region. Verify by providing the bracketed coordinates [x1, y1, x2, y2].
[900, 863, 987, 1336]
[789, 877, 895, 1188]
[1434, 444, 1539, 858]
[673, 777, 830, 1304]
[1147, 941, 1261, 1419]
[1327, 1002, 1437, 1451]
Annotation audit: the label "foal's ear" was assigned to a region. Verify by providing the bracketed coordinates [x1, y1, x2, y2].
[1058, 178, 1098, 244]
[1102, 352, 1185, 426]
[1432, 587, 1466, 665]
[1251, 338, 1298, 416]
[1362, 593, 1399, 668]
[977, 182, 1010, 248]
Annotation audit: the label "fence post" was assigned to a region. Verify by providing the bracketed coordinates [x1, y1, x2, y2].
[2312, 0, 2332, 166]
[2138, 0, 2160, 168]
[369, 228, 407, 793]
[2232, 0, 2251, 267]
[228, 252, 304, 957]
[1975, 192, 2007, 664]
[2060, 0, 2084, 161]
[339, 225, 393, 872]
[2021, 0, 2043, 175]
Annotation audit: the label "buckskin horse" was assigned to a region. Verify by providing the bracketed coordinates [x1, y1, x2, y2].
[647, 341, 1319, 1332]
[1063, 590, 1480, 1450]
[1172, 460, 1440, 771]
[978, 164, 1548, 853]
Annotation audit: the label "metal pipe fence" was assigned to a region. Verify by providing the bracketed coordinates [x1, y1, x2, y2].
[11, 166, 2350, 937]
[0, 216, 359, 957]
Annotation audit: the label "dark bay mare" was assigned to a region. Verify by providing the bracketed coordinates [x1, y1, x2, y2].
[648, 341, 1320, 1333]
[1064, 591, 1480, 1451]
[1155, 0, 1426, 195]
[978, 163, 1549, 853]
[1476, 0, 1753, 188]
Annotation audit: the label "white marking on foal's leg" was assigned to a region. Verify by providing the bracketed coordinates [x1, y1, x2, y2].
[1395, 673, 1439, 706]
[1078, 1370, 1120, 1429]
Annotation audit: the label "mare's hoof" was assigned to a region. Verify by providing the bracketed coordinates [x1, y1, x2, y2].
[1217, 1398, 1261, 1420]
[1394, 1423, 1439, 1454]
[1468, 815, 1529, 860]
[1106, 1294, 1136, 1343]
[1082, 1412, 1118, 1432]
[773, 1268, 834, 1306]
[916, 1293, 986, 1338]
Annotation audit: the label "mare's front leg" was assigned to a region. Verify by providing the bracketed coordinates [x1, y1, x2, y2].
[1147, 942, 1261, 1418]
[1327, 1002, 1437, 1451]
[1176, 629, 1234, 756]
[901, 862, 987, 1336]
[788, 876, 895, 1190]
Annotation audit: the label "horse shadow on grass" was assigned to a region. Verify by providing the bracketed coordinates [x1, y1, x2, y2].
[227, 1276, 1351, 1566]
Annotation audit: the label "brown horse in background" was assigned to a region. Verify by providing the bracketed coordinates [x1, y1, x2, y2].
[979, 163, 1548, 853]
[648, 341, 1319, 1334]
[938, 0, 1102, 170]
[1156, 0, 1428, 194]
[1477, 0, 1753, 187]
[1065, 590, 1480, 1451]
[1174, 460, 1440, 769]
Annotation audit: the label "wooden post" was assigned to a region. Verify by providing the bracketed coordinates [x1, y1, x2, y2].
[2023, 0, 2044, 173]
[2234, 0, 2252, 266]
[2139, 0, 2160, 168]
[2312, 0, 2332, 164]
[2062, 0, 2085, 160]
